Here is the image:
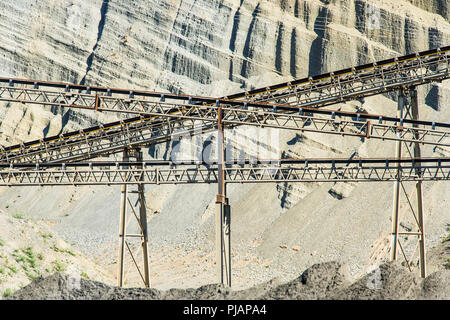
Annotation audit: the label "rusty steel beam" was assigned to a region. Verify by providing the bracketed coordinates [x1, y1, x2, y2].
[1, 157, 449, 186]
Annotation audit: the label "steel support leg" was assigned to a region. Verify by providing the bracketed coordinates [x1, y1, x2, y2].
[410, 88, 426, 278]
[216, 104, 231, 287]
[117, 149, 129, 287]
[137, 160, 151, 287]
[391, 89, 405, 261]
[117, 148, 151, 287]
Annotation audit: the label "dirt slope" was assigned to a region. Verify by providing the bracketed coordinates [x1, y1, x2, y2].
[0, 209, 115, 298]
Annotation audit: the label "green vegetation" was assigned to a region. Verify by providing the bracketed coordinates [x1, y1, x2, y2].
[7, 265, 17, 274]
[442, 230, 450, 243]
[40, 232, 53, 242]
[0, 239, 4, 246]
[25, 269, 39, 281]
[12, 247, 37, 268]
[3, 288, 12, 298]
[80, 272, 89, 279]
[51, 260, 66, 272]
[50, 245, 76, 256]
[22, 247, 37, 267]
[11, 246, 40, 280]
[12, 212, 25, 219]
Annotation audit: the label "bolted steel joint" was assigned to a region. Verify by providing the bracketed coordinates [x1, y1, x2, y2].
[216, 194, 229, 205]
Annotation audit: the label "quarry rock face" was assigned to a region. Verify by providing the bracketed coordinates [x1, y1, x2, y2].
[0, 0, 449, 290]
[0, 0, 449, 140]
[1, 0, 449, 94]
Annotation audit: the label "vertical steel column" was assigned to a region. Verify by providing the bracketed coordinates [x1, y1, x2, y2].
[391, 89, 405, 261]
[117, 149, 129, 287]
[117, 148, 151, 287]
[410, 88, 426, 278]
[136, 149, 151, 287]
[216, 102, 231, 287]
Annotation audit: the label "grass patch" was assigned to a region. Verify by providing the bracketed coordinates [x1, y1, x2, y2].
[0, 239, 4, 246]
[12, 247, 37, 269]
[40, 233, 53, 241]
[445, 257, 450, 270]
[25, 270, 39, 281]
[12, 212, 25, 219]
[3, 288, 12, 298]
[80, 272, 89, 279]
[13, 254, 25, 264]
[7, 265, 17, 274]
[51, 260, 66, 272]
[50, 245, 76, 256]
[65, 250, 75, 257]
[11, 247, 40, 280]
[22, 247, 37, 268]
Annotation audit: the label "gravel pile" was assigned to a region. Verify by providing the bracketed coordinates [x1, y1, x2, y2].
[8, 261, 449, 300]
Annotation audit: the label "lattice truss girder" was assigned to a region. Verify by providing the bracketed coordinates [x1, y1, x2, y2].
[0, 159, 449, 186]
[258, 54, 449, 105]
[0, 47, 448, 110]
[0, 47, 449, 164]
[0, 117, 204, 163]
[1, 102, 450, 164]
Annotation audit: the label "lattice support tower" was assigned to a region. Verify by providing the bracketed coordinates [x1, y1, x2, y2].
[216, 102, 231, 287]
[117, 147, 150, 287]
[390, 87, 427, 278]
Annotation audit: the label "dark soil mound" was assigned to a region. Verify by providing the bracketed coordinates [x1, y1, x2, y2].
[8, 261, 449, 300]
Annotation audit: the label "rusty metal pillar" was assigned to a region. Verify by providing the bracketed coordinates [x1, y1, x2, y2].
[216, 101, 231, 287]
[136, 149, 151, 287]
[117, 149, 129, 287]
[117, 148, 150, 288]
[410, 88, 426, 278]
[391, 89, 405, 261]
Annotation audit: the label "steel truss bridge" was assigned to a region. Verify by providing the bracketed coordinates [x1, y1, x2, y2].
[0, 46, 449, 287]
[1, 158, 450, 186]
